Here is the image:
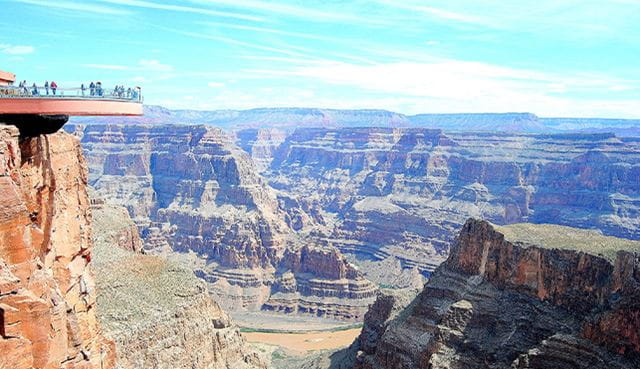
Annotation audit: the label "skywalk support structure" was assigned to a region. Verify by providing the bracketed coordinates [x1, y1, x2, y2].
[0, 69, 143, 136]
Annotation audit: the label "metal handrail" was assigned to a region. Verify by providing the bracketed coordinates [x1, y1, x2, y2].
[0, 84, 143, 103]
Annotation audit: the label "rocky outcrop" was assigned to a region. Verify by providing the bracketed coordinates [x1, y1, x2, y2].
[91, 203, 267, 369]
[355, 288, 419, 357]
[194, 244, 378, 321]
[261, 246, 377, 320]
[265, 128, 640, 276]
[67, 124, 376, 321]
[91, 199, 142, 253]
[0, 125, 115, 369]
[354, 219, 640, 368]
[71, 123, 292, 266]
[234, 128, 287, 172]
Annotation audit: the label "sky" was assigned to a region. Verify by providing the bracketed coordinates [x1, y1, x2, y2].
[2, 0, 640, 117]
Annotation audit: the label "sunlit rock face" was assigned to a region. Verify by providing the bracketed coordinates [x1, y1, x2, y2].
[233, 128, 287, 172]
[90, 203, 267, 369]
[0, 125, 115, 369]
[68, 123, 377, 321]
[352, 219, 640, 369]
[258, 128, 640, 275]
[70, 123, 291, 266]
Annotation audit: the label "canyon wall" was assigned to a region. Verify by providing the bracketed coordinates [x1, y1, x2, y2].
[0, 125, 115, 369]
[90, 202, 267, 369]
[255, 128, 640, 276]
[234, 128, 287, 171]
[70, 123, 640, 294]
[352, 219, 640, 368]
[68, 124, 377, 321]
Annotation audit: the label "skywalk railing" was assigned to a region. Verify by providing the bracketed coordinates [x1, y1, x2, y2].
[0, 85, 143, 103]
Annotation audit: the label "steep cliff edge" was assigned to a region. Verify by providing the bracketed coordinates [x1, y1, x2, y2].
[91, 203, 267, 369]
[0, 126, 115, 369]
[353, 219, 640, 369]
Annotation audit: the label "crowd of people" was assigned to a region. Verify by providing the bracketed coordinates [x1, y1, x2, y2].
[1, 80, 141, 101]
[17, 80, 58, 95]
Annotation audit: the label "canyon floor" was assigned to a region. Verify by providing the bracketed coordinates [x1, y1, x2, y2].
[245, 328, 361, 354]
[247, 327, 361, 369]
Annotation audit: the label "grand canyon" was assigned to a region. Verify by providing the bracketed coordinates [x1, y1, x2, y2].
[4, 0, 640, 366]
[2, 107, 640, 368]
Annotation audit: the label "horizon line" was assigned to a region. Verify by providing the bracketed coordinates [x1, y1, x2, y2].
[143, 104, 640, 121]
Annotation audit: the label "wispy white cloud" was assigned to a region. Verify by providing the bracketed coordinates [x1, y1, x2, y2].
[97, 0, 266, 22]
[0, 43, 35, 55]
[15, 0, 132, 15]
[240, 55, 317, 65]
[373, 0, 640, 41]
[372, 0, 493, 27]
[158, 22, 379, 66]
[190, 0, 389, 26]
[82, 59, 174, 72]
[413, 6, 492, 26]
[207, 81, 225, 88]
[199, 21, 337, 42]
[153, 24, 317, 59]
[241, 59, 640, 117]
[82, 63, 130, 70]
[279, 60, 635, 98]
[139, 59, 173, 72]
[153, 86, 318, 111]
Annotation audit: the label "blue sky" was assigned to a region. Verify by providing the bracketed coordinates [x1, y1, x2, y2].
[2, 0, 639, 117]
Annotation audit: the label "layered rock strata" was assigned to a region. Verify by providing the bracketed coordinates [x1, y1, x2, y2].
[67, 124, 376, 320]
[0, 125, 115, 369]
[261, 246, 377, 320]
[262, 128, 640, 275]
[194, 244, 377, 321]
[353, 219, 640, 369]
[234, 128, 287, 172]
[91, 203, 267, 369]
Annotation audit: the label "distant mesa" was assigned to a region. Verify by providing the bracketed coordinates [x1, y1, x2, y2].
[74, 105, 640, 137]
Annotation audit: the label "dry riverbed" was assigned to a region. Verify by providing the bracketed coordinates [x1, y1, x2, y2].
[244, 328, 361, 356]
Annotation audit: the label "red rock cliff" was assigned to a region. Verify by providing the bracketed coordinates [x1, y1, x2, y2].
[354, 219, 640, 369]
[0, 125, 115, 369]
